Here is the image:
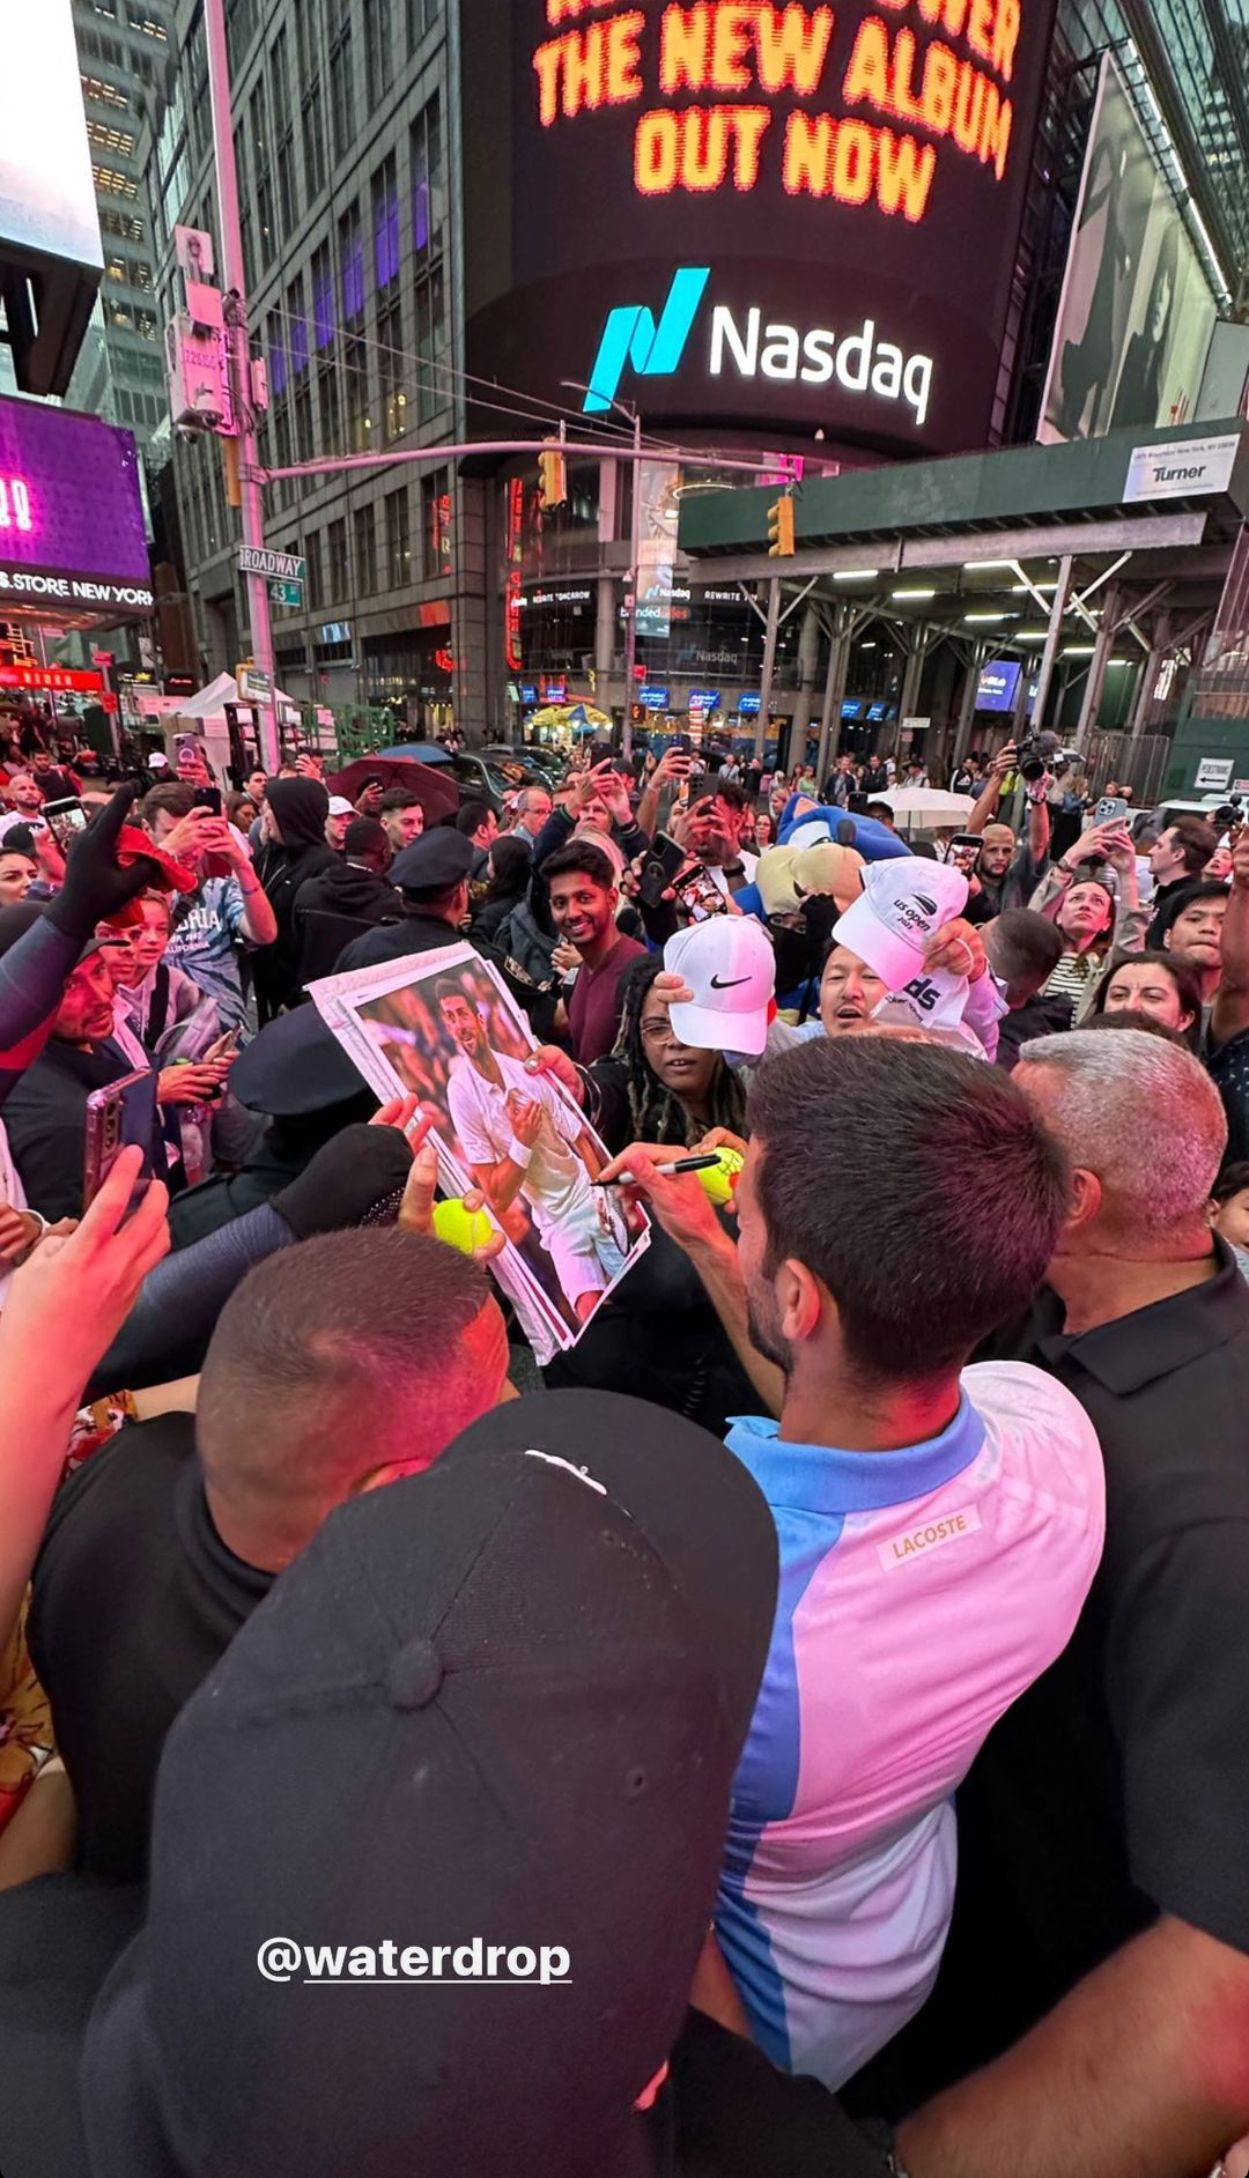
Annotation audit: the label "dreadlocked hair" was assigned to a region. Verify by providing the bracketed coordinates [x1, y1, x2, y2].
[611, 956, 748, 1147]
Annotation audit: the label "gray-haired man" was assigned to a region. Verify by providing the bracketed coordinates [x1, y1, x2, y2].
[875, 1028, 1249, 2178]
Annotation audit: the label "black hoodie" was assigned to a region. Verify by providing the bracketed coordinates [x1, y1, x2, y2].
[253, 779, 336, 1018]
[294, 856, 400, 927]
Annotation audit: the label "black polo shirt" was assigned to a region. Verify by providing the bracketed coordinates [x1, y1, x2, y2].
[29, 1414, 272, 1883]
[847, 1243, 1249, 2114]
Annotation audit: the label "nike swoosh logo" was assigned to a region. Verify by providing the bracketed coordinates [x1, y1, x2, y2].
[709, 975, 750, 990]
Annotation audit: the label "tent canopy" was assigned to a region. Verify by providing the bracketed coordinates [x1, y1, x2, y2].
[174, 673, 301, 725]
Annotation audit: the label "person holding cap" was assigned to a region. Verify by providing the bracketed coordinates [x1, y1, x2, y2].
[526, 926, 766, 1157]
[597, 1037, 1105, 2095]
[652, 862, 1004, 1069]
[335, 828, 476, 973]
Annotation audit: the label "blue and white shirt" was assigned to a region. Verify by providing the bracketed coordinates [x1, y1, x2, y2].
[164, 877, 249, 1031]
[718, 1363, 1104, 2089]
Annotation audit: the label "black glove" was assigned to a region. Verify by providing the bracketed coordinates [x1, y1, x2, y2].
[271, 1122, 413, 1239]
[45, 785, 160, 941]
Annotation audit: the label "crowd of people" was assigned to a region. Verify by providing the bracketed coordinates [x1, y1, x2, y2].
[0, 701, 1247, 2178]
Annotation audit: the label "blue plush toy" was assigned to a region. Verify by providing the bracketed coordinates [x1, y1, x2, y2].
[776, 793, 911, 864]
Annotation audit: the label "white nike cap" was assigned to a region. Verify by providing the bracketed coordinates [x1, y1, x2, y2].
[664, 916, 775, 1057]
[832, 856, 969, 991]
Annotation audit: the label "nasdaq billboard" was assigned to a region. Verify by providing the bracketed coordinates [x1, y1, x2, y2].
[461, 0, 1058, 456]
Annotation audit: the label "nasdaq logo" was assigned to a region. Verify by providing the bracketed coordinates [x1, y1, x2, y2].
[582, 266, 711, 414]
[583, 266, 934, 430]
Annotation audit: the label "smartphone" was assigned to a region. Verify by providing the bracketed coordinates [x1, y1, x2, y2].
[193, 784, 223, 816]
[42, 796, 87, 847]
[83, 1069, 158, 1213]
[944, 832, 983, 876]
[639, 830, 689, 908]
[1095, 795, 1128, 826]
[673, 864, 729, 922]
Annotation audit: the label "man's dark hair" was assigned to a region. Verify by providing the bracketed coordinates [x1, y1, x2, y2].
[1168, 815, 1218, 876]
[343, 815, 389, 864]
[455, 798, 491, 837]
[1164, 877, 1229, 912]
[693, 779, 746, 815]
[746, 1038, 1068, 1381]
[1212, 1158, 1249, 1204]
[985, 910, 1064, 1003]
[865, 801, 894, 824]
[197, 1229, 491, 1528]
[378, 785, 422, 813]
[433, 974, 475, 1011]
[1152, 876, 1231, 948]
[140, 781, 197, 824]
[543, 841, 616, 890]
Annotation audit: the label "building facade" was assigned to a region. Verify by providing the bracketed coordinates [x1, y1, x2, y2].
[68, 0, 172, 446]
[143, 0, 494, 728]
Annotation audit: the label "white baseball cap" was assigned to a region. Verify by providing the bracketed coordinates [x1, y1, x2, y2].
[832, 856, 969, 991]
[664, 916, 775, 1056]
[328, 795, 355, 817]
[147, 752, 169, 769]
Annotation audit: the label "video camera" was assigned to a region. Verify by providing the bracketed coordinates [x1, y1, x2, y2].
[1013, 730, 1061, 784]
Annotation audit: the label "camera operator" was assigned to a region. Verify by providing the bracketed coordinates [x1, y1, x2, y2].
[964, 741, 1053, 922]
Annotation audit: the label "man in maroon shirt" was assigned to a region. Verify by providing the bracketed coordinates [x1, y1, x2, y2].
[545, 841, 647, 1063]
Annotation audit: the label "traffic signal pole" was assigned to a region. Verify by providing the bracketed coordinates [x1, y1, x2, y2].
[204, 0, 281, 773]
[755, 577, 780, 762]
[622, 405, 641, 761]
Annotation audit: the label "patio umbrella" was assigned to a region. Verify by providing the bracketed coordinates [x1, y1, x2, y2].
[327, 756, 459, 825]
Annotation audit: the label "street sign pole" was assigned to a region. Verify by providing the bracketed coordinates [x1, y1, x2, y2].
[205, 0, 280, 774]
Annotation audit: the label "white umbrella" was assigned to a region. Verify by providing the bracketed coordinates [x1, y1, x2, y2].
[879, 788, 975, 834]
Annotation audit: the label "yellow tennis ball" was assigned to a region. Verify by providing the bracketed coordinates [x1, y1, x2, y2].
[698, 1147, 744, 1206]
[432, 1198, 494, 1255]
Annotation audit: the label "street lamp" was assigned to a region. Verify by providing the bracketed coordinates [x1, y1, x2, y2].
[561, 380, 643, 759]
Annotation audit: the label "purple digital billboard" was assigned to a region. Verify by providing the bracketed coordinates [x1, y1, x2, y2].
[0, 394, 152, 615]
[976, 658, 1022, 712]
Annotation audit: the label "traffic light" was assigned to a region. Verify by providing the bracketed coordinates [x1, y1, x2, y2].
[767, 495, 796, 557]
[538, 441, 568, 509]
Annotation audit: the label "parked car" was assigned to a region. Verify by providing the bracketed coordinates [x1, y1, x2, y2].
[482, 743, 564, 786]
[448, 751, 554, 812]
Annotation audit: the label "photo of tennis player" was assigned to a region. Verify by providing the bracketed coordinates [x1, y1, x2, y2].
[310, 942, 648, 1356]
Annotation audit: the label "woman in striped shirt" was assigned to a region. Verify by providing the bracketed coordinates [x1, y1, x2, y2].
[1028, 819, 1147, 1026]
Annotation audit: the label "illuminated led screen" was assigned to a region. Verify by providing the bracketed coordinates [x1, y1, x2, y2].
[462, 0, 1057, 454]
[975, 657, 1021, 710]
[0, 0, 103, 272]
[0, 396, 153, 615]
